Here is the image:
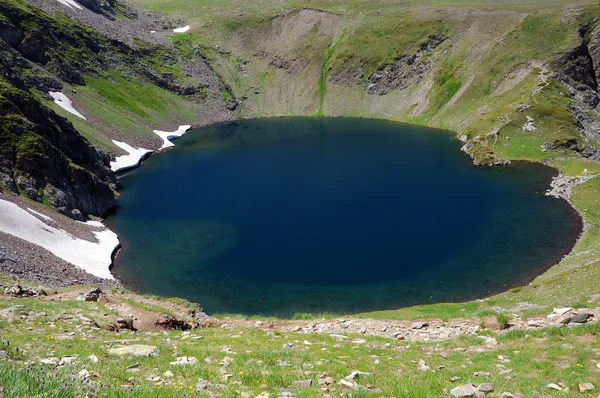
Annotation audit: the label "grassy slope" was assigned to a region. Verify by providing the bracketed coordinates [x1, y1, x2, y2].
[3, 291, 600, 397]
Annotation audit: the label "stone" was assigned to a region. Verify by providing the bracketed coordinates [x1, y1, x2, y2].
[450, 376, 461, 382]
[411, 322, 429, 329]
[59, 356, 76, 365]
[77, 369, 89, 379]
[163, 370, 174, 378]
[4, 284, 45, 297]
[579, 382, 595, 392]
[553, 307, 572, 315]
[170, 356, 198, 365]
[477, 383, 493, 392]
[450, 384, 477, 397]
[418, 359, 430, 372]
[339, 379, 355, 389]
[292, 380, 313, 388]
[196, 378, 214, 390]
[474, 392, 486, 398]
[108, 345, 159, 357]
[544, 383, 562, 391]
[344, 371, 370, 381]
[254, 321, 263, 328]
[499, 394, 524, 398]
[84, 288, 103, 302]
[561, 312, 593, 324]
[88, 355, 99, 363]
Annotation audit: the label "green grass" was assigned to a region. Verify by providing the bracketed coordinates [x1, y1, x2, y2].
[317, 32, 345, 116]
[2, 294, 600, 397]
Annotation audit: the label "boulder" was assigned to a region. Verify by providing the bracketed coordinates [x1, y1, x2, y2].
[4, 284, 46, 297]
[561, 312, 593, 324]
[411, 322, 429, 329]
[450, 384, 477, 397]
[84, 288, 103, 302]
[477, 383, 493, 393]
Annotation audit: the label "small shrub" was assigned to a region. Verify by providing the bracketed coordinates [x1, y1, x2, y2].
[496, 313, 511, 330]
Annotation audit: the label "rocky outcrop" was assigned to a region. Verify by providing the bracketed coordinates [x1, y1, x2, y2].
[0, 0, 237, 220]
[327, 34, 446, 94]
[0, 83, 117, 219]
[365, 34, 447, 95]
[553, 22, 600, 161]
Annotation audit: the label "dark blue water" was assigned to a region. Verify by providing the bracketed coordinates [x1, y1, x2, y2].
[109, 118, 580, 317]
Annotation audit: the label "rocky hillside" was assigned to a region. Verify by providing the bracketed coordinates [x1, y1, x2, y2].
[0, 0, 235, 219]
[1, 0, 600, 214]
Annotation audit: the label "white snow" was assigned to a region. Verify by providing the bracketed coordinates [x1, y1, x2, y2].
[27, 208, 53, 222]
[56, 0, 82, 10]
[173, 25, 190, 33]
[110, 140, 153, 173]
[82, 220, 105, 228]
[49, 92, 86, 120]
[0, 199, 118, 279]
[153, 125, 192, 149]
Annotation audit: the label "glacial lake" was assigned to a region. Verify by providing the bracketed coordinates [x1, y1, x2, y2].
[109, 118, 580, 317]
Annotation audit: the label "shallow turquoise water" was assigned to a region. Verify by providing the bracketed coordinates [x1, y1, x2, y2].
[109, 118, 580, 317]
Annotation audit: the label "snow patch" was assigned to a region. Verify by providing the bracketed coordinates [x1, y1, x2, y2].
[153, 125, 192, 149]
[56, 0, 82, 10]
[27, 208, 53, 222]
[0, 199, 118, 279]
[79, 220, 105, 228]
[49, 92, 86, 120]
[110, 140, 153, 173]
[522, 116, 536, 132]
[173, 25, 190, 33]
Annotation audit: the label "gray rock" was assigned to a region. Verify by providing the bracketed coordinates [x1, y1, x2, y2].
[561, 312, 593, 324]
[84, 288, 103, 301]
[344, 371, 370, 381]
[544, 383, 562, 391]
[579, 382, 594, 392]
[450, 384, 477, 397]
[108, 345, 159, 357]
[196, 377, 214, 390]
[292, 380, 313, 388]
[411, 322, 429, 329]
[169, 356, 198, 366]
[477, 383, 493, 392]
